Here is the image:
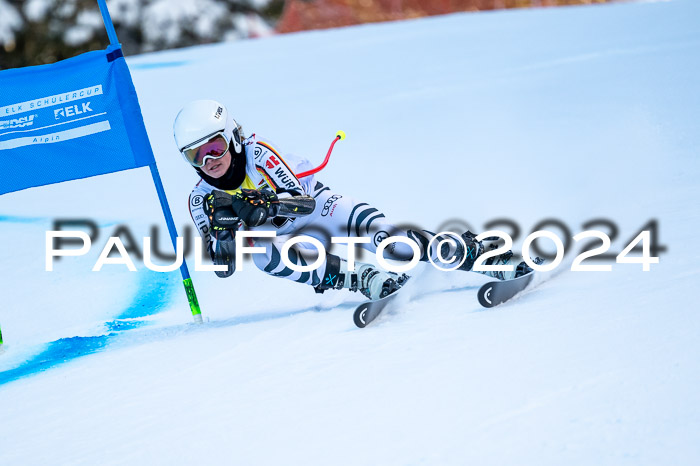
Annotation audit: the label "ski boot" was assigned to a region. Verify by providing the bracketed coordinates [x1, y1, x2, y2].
[355, 263, 409, 300]
[477, 248, 542, 280]
[316, 255, 409, 300]
[455, 231, 543, 281]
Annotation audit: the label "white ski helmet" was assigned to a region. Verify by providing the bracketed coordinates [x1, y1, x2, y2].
[173, 100, 243, 167]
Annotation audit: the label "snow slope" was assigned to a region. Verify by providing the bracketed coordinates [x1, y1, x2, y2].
[1, 0, 699, 464]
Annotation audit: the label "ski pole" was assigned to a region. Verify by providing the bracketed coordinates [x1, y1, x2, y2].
[297, 130, 345, 179]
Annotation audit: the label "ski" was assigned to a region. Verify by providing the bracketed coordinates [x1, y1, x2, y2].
[352, 274, 412, 328]
[355, 270, 544, 326]
[353, 291, 402, 328]
[477, 272, 537, 308]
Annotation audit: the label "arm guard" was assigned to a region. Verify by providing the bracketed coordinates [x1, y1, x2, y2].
[277, 195, 316, 217]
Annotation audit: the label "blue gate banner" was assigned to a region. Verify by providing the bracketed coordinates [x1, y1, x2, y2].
[0, 45, 155, 195]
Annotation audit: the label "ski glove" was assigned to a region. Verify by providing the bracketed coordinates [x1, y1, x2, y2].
[232, 189, 317, 226]
[231, 189, 280, 227]
[205, 191, 242, 231]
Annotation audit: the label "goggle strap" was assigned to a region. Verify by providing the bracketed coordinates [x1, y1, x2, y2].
[180, 130, 224, 153]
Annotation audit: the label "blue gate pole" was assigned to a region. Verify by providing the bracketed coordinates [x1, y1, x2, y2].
[96, 0, 119, 46]
[149, 163, 203, 323]
[96, 0, 202, 323]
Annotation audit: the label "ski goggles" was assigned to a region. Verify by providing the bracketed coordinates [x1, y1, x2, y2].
[180, 132, 230, 168]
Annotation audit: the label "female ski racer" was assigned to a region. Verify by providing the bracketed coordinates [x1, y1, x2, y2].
[175, 100, 534, 300]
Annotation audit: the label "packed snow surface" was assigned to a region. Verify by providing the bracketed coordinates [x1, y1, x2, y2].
[1, 0, 699, 464]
